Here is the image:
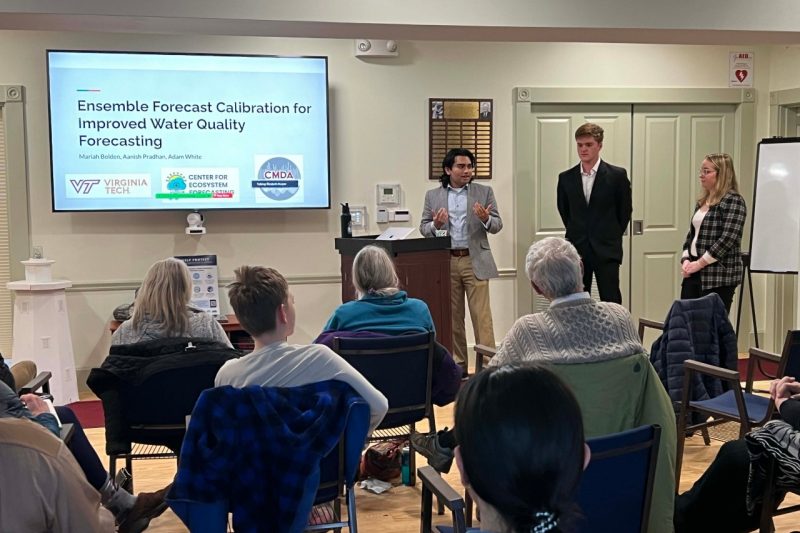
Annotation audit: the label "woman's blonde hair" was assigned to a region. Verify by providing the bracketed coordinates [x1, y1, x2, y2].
[131, 258, 193, 336]
[352, 245, 400, 299]
[699, 153, 739, 206]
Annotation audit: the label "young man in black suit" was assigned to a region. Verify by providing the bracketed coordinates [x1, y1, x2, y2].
[556, 123, 632, 304]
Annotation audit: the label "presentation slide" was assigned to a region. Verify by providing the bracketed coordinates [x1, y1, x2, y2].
[47, 51, 330, 211]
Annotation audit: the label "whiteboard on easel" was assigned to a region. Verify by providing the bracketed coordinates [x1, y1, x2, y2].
[749, 138, 800, 273]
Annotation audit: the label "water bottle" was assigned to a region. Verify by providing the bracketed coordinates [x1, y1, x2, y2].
[401, 445, 411, 485]
[340, 202, 352, 238]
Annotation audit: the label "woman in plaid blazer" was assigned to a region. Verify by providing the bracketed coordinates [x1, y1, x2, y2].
[680, 153, 747, 312]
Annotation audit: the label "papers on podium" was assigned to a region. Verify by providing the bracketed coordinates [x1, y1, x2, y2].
[376, 227, 418, 241]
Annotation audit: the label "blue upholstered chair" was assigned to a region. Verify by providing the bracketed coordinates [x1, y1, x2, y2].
[419, 424, 661, 533]
[307, 396, 370, 532]
[333, 331, 436, 486]
[574, 424, 661, 533]
[167, 386, 369, 533]
[676, 330, 800, 486]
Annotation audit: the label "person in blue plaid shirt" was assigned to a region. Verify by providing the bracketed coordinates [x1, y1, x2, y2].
[680, 153, 747, 313]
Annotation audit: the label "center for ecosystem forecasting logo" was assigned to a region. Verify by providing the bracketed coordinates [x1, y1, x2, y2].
[252, 155, 304, 203]
[166, 172, 188, 191]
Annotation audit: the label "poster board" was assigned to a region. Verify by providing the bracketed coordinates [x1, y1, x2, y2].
[175, 254, 221, 317]
[749, 137, 800, 274]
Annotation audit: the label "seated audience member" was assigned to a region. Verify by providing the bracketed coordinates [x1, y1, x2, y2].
[455, 364, 589, 533]
[214, 265, 388, 432]
[322, 244, 435, 334]
[0, 418, 115, 532]
[413, 236, 646, 464]
[675, 376, 800, 533]
[112, 257, 232, 347]
[0, 379, 166, 533]
[488, 236, 644, 367]
[413, 236, 675, 533]
[316, 244, 461, 406]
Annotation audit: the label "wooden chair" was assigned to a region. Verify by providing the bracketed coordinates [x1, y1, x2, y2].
[637, 318, 664, 343]
[419, 466, 468, 533]
[675, 330, 800, 486]
[473, 344, 496, 374]
[638, 316, 713, 445]
[758, 454, 800, 532]
[11, 360, 52, 398]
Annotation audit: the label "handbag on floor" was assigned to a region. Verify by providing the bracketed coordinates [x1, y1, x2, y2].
[360, 439, 405, 482]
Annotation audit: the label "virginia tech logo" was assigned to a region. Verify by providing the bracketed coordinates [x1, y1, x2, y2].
[69, 179, 101, 194]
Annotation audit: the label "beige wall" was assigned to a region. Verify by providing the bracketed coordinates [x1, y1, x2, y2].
[0, 30, 792, 384]
[769, 45, 800, 91]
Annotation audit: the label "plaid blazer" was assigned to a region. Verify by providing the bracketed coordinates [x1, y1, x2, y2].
[682, 191, 747, 290]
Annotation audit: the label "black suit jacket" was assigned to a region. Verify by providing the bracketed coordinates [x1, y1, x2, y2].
[557, 160, 632, 264]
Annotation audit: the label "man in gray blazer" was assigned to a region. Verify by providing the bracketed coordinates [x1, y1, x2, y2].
[420, 148, 502, 371]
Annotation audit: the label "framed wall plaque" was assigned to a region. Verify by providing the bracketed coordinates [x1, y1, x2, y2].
[429, 98, 493, 180]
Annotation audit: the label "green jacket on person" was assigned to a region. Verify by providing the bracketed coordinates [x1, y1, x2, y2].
[551, 352, 676, 533]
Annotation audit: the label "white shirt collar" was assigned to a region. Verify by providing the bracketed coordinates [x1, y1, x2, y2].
[580, 159, 601, 176]
[549, 291, 592, 308]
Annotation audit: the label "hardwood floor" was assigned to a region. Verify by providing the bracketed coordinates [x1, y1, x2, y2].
[83, 403, 800, 532]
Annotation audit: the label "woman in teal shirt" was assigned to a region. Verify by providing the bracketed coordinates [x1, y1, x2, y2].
[317, 245, 461, 407]
[322, 245, 435, 334]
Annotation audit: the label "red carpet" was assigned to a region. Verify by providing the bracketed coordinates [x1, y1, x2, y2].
[66, 400, 105, 429]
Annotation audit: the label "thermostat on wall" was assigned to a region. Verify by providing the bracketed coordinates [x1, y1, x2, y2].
[377, 184, 401, 206]
[376, 207, 389, 224]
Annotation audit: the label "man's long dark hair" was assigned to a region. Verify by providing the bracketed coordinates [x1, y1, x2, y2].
[439, 148, 476, 187]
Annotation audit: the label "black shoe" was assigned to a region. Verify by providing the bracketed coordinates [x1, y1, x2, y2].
[115, 468, 133, 493]
[410, 431, 454, 473]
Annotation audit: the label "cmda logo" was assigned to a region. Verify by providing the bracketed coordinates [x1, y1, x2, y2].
[256, 157, 301, 201]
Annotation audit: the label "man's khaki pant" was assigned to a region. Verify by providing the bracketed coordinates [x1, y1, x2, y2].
[450, 255, 495, 367]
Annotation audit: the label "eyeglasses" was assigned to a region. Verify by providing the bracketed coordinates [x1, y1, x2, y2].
[699, 168, 717, 176]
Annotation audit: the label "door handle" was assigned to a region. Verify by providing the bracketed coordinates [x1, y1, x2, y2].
[633, 220, 644, 235]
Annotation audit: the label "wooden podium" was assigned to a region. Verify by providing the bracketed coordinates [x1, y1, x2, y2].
[334, 236, 453, 354]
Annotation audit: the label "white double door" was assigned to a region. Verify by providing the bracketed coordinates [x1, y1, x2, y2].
[528, 103, 736, 323]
